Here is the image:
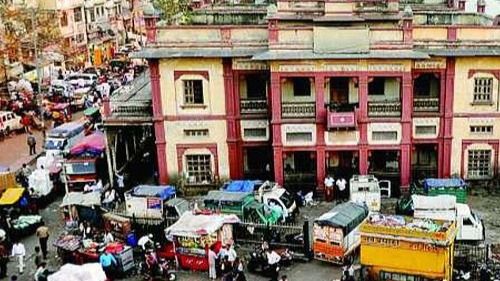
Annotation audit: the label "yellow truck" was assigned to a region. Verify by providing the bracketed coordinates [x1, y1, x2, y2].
[360, 214, 457, 281]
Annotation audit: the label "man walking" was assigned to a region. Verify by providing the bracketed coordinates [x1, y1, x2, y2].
[27, 132, 36, 156]
[11, 240, 25, 274]
[99, 251, 117, 280]
[266, 248, 281, 281]
[324, 175, 335, 202]
[36, 225, 50, 259]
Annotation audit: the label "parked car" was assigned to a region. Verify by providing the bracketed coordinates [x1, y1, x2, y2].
[0, 111, 23, 134]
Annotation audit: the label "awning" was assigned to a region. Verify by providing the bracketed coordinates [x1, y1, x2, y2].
[0, 188, 25, 205]
[252, 49, 430, 61]
[60, 192, 101, 207]
[165, 212, 240, 238]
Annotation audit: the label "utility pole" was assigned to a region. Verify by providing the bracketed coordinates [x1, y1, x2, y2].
[31, 6, 45, 132]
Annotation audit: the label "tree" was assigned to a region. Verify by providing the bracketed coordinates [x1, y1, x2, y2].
[0, 3, 64, 83]
[153, 0, 191, 24]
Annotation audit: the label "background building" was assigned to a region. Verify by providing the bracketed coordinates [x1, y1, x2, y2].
[138, 0, 500, 196]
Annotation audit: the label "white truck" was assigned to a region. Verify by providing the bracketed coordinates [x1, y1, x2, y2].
[349, 175, 384, 212]
[412, 195, 484, 243]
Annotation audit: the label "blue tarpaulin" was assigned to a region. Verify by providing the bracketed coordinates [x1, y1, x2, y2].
[224, 180, 256, 193]
[132, 185, 176, 201]
[423, 178, 466, 192]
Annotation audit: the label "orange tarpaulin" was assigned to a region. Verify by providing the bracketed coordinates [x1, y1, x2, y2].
[94, 48, 102, 66]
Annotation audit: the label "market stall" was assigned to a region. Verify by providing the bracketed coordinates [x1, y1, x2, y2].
[60, 191, 102, 226]
[0, 187, 26, 210]
[9, 215, 44, 237]
[102, 213, 132, 242]
[53, 234, 82, 263]
[165, 212, 240, 271]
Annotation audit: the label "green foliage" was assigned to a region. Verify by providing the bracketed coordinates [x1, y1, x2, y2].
[153, 0, 191, 24]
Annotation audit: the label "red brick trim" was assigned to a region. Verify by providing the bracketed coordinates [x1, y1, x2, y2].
[467, 69, 500, 80]
[174, 71, 210, 81]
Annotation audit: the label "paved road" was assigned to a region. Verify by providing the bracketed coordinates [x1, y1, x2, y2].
[0, 129, 43, 171]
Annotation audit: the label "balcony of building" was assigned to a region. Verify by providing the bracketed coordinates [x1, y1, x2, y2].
[239, 73, 268, 116]
[282, 77, 316, 119]
[413, 73, 440, 113]
[367, 77, 401, 117]
[326, 77, 359, 129]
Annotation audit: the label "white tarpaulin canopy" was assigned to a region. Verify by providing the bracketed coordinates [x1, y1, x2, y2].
[165, 212, 240, 238]
[412, 194, 456, 222]
[48, 263, 106, 281]
[60, 192, 101, 207]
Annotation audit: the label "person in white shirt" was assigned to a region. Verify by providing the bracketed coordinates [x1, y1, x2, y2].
[102, 188, 116, 209]
[208, 248, 217, 280]
[324, 175, 335, 202]
[226, 244, 237, 264]
[336, 177, 347, 202]
[138, 234, 154, 251]
[11, 240, 26, 274]
[218, 245, 228, 260]
[103, 230, 114, 244]
[266, 249, 281, 281]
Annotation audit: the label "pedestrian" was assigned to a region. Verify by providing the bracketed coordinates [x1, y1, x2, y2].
[0, 242, 8, 278]
[10, 275, 17, 281]
[336, 177, 347, 202]
[103, 230, 114, 244]
[10, 240, 25, 274]
[27, 132, 36, 156]
[347, 264, 355, 281]
[115, 172, 125, 202]
[99, 251, 117, 280]
[33, 246, 42, 268]
[34, 262, 49, 281]
[233, 257, 246, 281]
[266, 248, 281, 281]
[280, 275, 288, 281]
[227, 243, 237, 265]
[102, 188, 116, 210]
[208, 247, 217, 280]
[324, 175, 335, 202]
[36, 225, 49, 259]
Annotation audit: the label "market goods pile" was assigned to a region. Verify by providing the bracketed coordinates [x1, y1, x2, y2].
[367, 214, 451, 233]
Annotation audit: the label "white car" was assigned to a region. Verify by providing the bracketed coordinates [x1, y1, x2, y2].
[0, 111, 23, 133]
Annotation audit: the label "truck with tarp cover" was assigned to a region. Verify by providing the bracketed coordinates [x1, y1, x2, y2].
[360, 214, 457, 281]
[409, 178, 467, 203]
[313, 202, 369, 264]
[125, 185, 177, 219]
[203, 190, 281, 224]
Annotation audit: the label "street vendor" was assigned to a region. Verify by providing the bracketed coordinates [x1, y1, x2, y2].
[138, 234, 154, 251]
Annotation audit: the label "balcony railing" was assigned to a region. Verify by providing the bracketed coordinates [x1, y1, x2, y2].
[368, 101, 401, 117]
[240, 98, 267, 114]
[326, 103, 357, 129]
[112, 103, 152, 118]
[282, 102, 316, 118]
[413, 97, 440, 112]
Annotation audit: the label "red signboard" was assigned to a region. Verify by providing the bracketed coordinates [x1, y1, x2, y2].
[327, 111, 356, 129]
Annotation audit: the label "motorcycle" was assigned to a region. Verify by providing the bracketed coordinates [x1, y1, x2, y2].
[247, 246, 292, 277]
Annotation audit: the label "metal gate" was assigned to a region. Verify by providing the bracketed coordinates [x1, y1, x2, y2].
[454, 243, 488, 280]
[233, 220, 311, 259]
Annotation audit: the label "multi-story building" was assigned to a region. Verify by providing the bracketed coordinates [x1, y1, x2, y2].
[138, 0, 500, 195]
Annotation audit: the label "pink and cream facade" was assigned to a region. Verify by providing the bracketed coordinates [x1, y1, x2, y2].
[139, 1, 500, 194]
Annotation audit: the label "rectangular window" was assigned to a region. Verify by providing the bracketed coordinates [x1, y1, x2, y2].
[74, 8, 82, 22]
[470, 125, 493, 134]
[372, 131, 398, 141]
[285, 132, 313, 142]
[292, 78, 311, 97]
[60, 11, 68, 26]
[473, 78, 493, 103]
[186, 154, 212, 183]
[246, 74, 267, 99]
[183, 80, 204, 105]
[468, 149, 492, 178]
[415, 125, 437, 135]
[184, 129, 209, 137]
[368, 77, 385, 95]
[89, 10, 95, 22]
[243, 128, 267, 138]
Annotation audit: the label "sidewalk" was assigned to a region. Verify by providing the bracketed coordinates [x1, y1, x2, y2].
[0, 130, 44, 172]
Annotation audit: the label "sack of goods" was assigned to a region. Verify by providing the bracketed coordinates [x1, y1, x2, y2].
[28, 169, 53, 196]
